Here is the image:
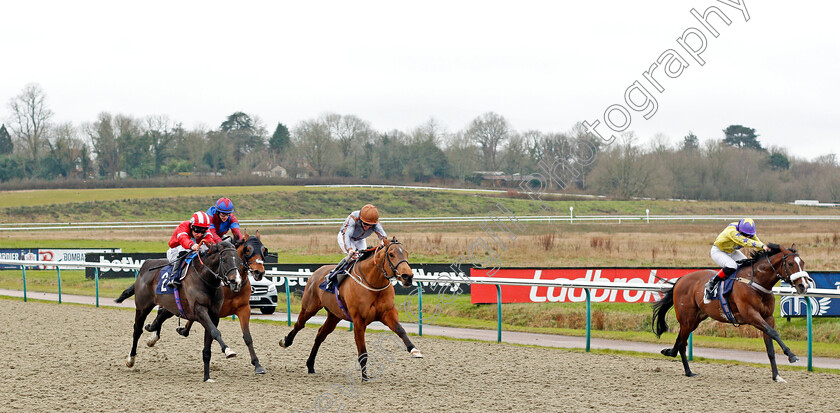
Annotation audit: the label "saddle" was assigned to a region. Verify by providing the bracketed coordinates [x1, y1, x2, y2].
[712, 267, 742, 326]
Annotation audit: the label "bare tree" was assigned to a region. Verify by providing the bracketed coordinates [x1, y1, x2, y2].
[7, 83, 54, 161]
[293, 119, 334, 176]
[86, 112, 120, 178]
[322, 113, 373, 158]
[465, 112, 511, 170]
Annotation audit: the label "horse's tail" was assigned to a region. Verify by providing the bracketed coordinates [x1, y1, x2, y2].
[652, 283, 676, 338]
[115, 284, 135, 303]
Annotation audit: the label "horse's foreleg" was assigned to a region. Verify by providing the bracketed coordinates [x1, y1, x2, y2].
[352, 317, 370, 381]
[381, 308, 422, 358]
[203, 328, 214, 382]
[195, 306, 235, 359]
[747, 310, 798, 365]
[237, 307, 265, 374]
[281, 304, 317, 348]
[127, 307, 153, 368]
[306, 313, 341, 374]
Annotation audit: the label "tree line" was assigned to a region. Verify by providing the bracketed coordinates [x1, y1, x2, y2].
[2, 83, 838, 202]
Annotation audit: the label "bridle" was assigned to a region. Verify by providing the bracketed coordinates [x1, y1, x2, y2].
[764, 250, 813, 288]
[239, 238, 266, 280]
[349, 241, 410, 291]
[196, 245, 242, 289]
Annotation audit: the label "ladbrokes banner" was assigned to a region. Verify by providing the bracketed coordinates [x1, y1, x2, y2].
[470, 268, 705, 304]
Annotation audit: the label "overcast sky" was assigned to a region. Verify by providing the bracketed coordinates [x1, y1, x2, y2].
[1, 1, 837, 159]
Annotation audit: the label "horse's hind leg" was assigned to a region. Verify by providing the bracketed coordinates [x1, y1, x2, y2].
[236, 306, 265, 374]
[280, 302, 318, 348]
[126, 306, 154, 367]
[144, 308, 175, 347]
[381, 308, 423, 358]
[306, 313, 341, 374]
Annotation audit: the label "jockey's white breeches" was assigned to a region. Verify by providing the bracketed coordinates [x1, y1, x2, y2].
[710, 245, 747, 270]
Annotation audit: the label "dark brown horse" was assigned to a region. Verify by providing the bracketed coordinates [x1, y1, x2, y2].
[652, 244, 813, 382]
[279, 237, 423, 380]
[143, 230, 269, 374]
[116, 240, 243, 382]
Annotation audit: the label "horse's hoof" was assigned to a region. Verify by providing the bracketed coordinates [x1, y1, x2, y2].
[789, 355, 799, 363]
[660, 348, 676, 357]
[176, 327, 189, 337]
[362, 376, 371, 382]
[255, 366, 266, 375]
[224, 347, 237, 358]
[144, 324, 155, 332]
[774, 375, 787, 383]
[410, 348, 424, 358]
[205, 378, 215, 383]
[686, 372, 698, 377]
[125, 356, 135, 368]
[278, 338, 287, 348]
[146, 333, 159, 347]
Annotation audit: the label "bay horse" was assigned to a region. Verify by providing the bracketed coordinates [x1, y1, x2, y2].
[115, 240, 244, 382]
[142, 230, 269, 374]
[279, 237, 423, 380]
[652, 244, 814, 382]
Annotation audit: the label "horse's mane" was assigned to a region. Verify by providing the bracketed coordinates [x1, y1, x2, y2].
[741, 243, 783, 265]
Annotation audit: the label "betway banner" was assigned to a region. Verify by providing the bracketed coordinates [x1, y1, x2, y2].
[266, 263, 470, 295]
[85, 253, 165, 279]
[1, 248, 120, 270]
[780, 272, 840, 317]
[471, 268, 705, 304]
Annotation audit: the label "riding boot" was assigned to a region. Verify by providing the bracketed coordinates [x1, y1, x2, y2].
[704, 276, 722, 302]
[325, 257, 349, 291]
[167, 252, 188, 289]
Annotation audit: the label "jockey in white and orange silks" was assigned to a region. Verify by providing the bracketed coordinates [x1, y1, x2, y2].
[704, 218, 771, 303]
[322, 204, 387, 291]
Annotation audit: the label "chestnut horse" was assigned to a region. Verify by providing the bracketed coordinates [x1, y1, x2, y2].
[279, 237, 423, 380]
[143, 230, 269, 374]
[652, 244, 814, 382]
[116, 240, 243, 382]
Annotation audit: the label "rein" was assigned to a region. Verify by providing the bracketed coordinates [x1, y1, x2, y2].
[347, 242, 408, 291]
[194, 246, 240, 289]
[740, 251, 802, 296]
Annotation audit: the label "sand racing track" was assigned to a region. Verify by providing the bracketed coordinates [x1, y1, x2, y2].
[1, 298, 838, 412]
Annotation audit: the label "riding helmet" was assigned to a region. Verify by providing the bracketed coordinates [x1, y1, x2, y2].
[736, 218, 756, 237]
[215, 197, 234, 214]
[360, 204, 379, 225]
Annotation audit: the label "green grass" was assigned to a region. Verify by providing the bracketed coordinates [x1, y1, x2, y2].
[3, 186, 839, 224]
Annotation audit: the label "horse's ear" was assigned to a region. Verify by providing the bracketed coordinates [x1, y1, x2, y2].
[383, 238, 391, 246]
[255, 229, 261, 240]
[242, 228, 250, 239]
[790, 243, 797, 252]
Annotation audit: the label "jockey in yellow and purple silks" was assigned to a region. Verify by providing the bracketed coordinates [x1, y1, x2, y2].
[704, 218, 771, 303]
[321, 204, 387, 291]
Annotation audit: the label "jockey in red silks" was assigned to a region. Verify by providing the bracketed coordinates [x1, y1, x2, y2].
[704, 218, 771, 303]
[207, 197, 243, 243]
[321, 204, 387, 292]
[166, 211, 216, 288]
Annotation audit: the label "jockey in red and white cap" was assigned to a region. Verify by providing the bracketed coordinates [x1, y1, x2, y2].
[207, 197, 243, 243]
[704, 218, 771, 303]
[166, 211, 216, 288]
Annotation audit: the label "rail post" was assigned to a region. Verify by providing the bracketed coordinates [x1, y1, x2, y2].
[95, 267, 100, 308]
[585, 288, 591, 352]
[496, 284, 502, 343]
[285, 277, 292, 327]
[57, 267, 62, 304]
[688, 333, 693, 361]
[806, 298, 813, 371]
[22, 265, 27, 302]
[418, 284, 423, 336]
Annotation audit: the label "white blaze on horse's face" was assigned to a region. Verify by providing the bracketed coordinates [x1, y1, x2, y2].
[788, 256, 813, 294]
